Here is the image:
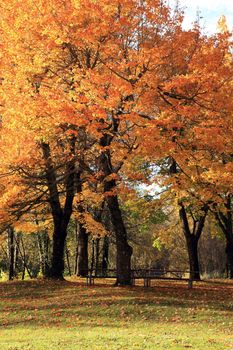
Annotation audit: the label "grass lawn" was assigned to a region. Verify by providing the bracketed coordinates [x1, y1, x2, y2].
[0, 278, 233, 350]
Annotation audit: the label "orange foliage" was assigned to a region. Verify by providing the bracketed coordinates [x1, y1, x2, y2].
[0, 0, 232, 235]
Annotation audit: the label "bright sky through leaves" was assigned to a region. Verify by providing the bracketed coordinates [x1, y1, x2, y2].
[170, 0, 233, 33]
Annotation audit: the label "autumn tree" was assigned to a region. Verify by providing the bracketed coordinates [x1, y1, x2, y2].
[128, 14, 233, 279]
[1, 0, 232, 283]
[0, 0, 185, 284]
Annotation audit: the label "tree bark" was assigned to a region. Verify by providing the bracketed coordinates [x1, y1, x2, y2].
[102, 236, 109, 275]
[37, 231, 50, 278]
[215, 196, 233, 279]
[14, 232, 19, 278]
[107, 190, 132, 285]
[179, 203, 208, 281]
[74, 220, 78, 274]
[75, 167, 89, 277]
[95, 238, 100, 276]
[50, 219, 69, 279]
[99, 126, 132, 285]
[226, 238, 233, 278]
[43, 231, 50, 276]
[76, 224, 89, 276]
[14, 234, 32, 279]
[90, 240, 95, 274]
[102, 173, 133, 285]
[186, 235, 200, 280]
[42, 142, 75, 280]
[65, 245, 72, 276]
[7, 227, 15, 280]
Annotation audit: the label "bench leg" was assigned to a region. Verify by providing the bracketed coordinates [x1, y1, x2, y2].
[188, 279, 193, 289]
[131, 278, 135, 286]
[87, 276, 95, 286]
[144, 278, 151, 287]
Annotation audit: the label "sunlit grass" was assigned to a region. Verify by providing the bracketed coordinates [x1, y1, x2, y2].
[0, 278, 233, 349]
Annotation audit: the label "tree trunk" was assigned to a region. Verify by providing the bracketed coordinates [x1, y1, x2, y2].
[50, 221, 68, 279]
[116, 238, 132, 285]
[90, 240, 95, 274]
[186, 236, 200, 280]
[179, 203, 208, 281]
[14, 234, 32, 279]
[99, 128, 133, 286]
[37, 232, 50, 278]
[65, 245, 72, 276]
[42, 231, 50, 277]
[22, 262, 26, 280]
[42, 142, 75, 280]
[8, 227, 15, 280]
[107, 191, 132, 285]
[75, 166, 89, 277]
[95, 238, 100, 276]
[74, 220, 78, 274]
[76, 224, 89, 276]
[14, 233, 19, 278]
[36, 215, 50, 278]
[102, 236, 109, 275]
[225, 238, 233, 278]
[215, 197, 233, 279]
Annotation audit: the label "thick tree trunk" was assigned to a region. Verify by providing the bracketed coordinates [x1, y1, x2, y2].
[225, 238, 233, 279]
[102, 180, 132, 285]
[215, 197, 233, 279]
[186, 236, 201, 280]
[50, 221, 68, 279]
[42, 142, 75, 280]
[107, 191, 132, 285]
[116, 238, 132, 285]
[76, 224, 89, 276]
[98, 124, 133, 285]
[179, 204, 208, 281]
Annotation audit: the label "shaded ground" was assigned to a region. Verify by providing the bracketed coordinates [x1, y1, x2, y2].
[0, 278, 233, 349]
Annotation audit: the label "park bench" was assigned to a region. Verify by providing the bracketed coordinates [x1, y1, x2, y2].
[86, 269, 117, 286]
[130, 269, 193, 288]
[86, 268, 194, 289]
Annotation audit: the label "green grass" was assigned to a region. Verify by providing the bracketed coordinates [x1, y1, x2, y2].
[0, 278, 233, 349]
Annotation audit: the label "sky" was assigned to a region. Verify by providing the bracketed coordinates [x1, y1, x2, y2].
[170, 0, 233, 34]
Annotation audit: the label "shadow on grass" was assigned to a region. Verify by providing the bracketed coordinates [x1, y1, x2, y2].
[0, 278, 232, 330]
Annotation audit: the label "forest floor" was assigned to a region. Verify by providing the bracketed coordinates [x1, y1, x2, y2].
[0, 278, 233, 350]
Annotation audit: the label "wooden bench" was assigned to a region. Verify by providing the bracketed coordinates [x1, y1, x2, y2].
[131, 269, 193, 289]
[86, 269, 117, 286]
[86, 269, 194, 289]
